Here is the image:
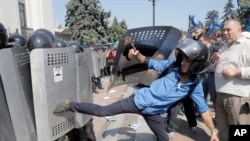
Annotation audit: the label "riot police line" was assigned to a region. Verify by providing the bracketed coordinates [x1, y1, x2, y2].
[0, 22, 111, 141]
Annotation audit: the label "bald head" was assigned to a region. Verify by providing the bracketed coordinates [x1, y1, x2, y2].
[223, 19, 242, 46]
[224, 19, 242, 30]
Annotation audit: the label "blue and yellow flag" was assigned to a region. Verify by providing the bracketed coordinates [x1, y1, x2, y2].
[214, 16, 221, 30]
[188, 15, 198, 29]
[189, 15, 194, 28]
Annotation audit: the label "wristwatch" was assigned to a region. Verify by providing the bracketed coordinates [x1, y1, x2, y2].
[211, 130, 218, 136]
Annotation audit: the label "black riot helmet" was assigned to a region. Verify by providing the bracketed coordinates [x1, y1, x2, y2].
[27, 32, 52, 51]
[175, 38, 210, 74]
[8, 34, 27, 47]
[67, 41, 84, 53]
[34, 28, 55, 44]
[54, 38, 66, 48]
[0, 22, 8, 49]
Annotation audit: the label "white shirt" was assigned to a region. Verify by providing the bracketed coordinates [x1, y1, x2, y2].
[214, 36, 250, 97]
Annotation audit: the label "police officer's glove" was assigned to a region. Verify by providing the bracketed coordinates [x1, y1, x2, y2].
[53, 100, 71, 113]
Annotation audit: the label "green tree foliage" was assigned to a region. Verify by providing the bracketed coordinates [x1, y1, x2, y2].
[221, 0, 239, 21]
[237, 6, 250, 30]
[65, 0, 112, 45]
[203, 0, 239, 32]
[110, 17, 128, 42]
[204, 10, 220, 28]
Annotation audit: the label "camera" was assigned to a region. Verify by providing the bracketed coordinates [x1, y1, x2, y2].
[193, 33, 204, 41]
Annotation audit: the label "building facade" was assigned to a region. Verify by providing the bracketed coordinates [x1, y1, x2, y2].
[0, 0, 54, 38]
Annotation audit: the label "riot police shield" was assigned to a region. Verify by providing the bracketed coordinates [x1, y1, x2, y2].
[109, 26, 182, 89]
[0, 48, 36, 141]
[30, 47, 76, 141]
[0, 22, 8, 49]
[91, 48, 101, 78]
[0, 76, 16, 141]
[74, 51, 93, 128]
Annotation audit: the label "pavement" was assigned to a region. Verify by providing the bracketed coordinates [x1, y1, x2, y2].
[92, 76, 217, 141]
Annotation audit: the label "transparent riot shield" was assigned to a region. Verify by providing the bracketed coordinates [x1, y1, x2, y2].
[30, 48, 76, 141]
[0, 48, 36, 141]
[109, 26, 182, 89]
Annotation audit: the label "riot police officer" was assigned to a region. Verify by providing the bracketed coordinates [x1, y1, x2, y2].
[0, 22, 8, 49]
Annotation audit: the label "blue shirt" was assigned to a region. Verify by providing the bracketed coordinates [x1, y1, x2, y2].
[134, 59, 209, 115]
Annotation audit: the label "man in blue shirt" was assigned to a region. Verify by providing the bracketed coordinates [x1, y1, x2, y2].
[53, 38, 218, 141]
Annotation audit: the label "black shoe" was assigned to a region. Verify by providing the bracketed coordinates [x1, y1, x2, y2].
[98, 86, 104, 89]
[189, 126, 197, 133]
[195, 112, 201, 117]
[165, 122, 175, 133]
[53, 100, 71, 113]
[93, 90, 99, 94]
[166, 128, 175, 133]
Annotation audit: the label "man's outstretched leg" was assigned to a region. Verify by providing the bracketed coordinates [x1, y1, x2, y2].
[53, 95, 139, 116]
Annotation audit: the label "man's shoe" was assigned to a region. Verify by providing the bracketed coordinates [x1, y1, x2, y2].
[195, 112, 201, 117]
[190, 126, 197, 133]
[53, 100, 71, 113]
[98, 86, 104, 90]
[93, 90, 99, 94]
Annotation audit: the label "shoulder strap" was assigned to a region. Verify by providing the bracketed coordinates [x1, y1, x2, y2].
[186, 82, 197, 97]
[158, 62, 176, 79]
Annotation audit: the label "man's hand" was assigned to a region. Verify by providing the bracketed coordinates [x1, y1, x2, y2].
[222, 67, 241, 79]
[53, 100, 71, 113]
[210, 134, 219, 141]
[128, 48, 139, 60]
[211, 52, 220, 64]
[200, 110, 219, 141]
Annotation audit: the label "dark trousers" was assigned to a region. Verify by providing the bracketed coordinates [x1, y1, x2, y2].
[71, 119, 96, 141]
[166, 103, 182, 132]
[95, 77, 103, 88]
[67, 119, 96, 141]
[183, 97, 197, 127]
[202, 72, 216, 102]
[91, 75, 97, 92]
[69, 95, 169, 141]
[166, 97, 197, 131]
